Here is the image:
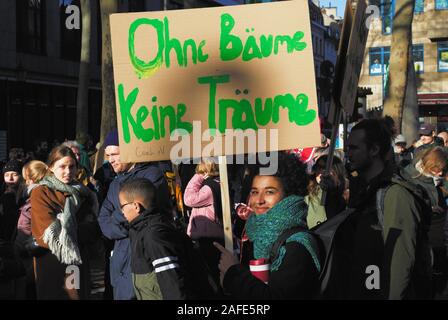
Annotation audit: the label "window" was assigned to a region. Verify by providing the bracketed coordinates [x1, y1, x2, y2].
[414, 0, 424, 13]
[16, 0, 46, 54]
[413, 44, 424, 73]
[369, 47, 390, 75]
[382, 0, 394, 35]
[438, 42, 448, 72]
[436, 0, 448, 10]
[166, 0, 183, 10]
[377, 0, 423, 33]
[96, 0, 101, 65]
[129, 0, 145, 12]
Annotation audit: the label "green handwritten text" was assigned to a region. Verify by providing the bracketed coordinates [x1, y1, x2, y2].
[198, 75, 316, 133]
[220, 13, 307, 62]
[128, 17, 209, 79]
[118, 83, 193, 143]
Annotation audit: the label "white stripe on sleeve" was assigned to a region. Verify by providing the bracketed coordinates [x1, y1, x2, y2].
[154, 263, 180, 273]
[152, 256, 178, 267]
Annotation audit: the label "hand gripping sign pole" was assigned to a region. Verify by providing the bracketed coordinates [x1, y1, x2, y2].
[218, 156, 233, 251]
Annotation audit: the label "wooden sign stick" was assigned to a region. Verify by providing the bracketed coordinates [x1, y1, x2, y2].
[218, 155, 233, 251]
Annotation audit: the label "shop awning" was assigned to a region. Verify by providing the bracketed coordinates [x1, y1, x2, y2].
[418, 93, 448, 106]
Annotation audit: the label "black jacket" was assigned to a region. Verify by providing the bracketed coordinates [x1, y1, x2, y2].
[402, 164, 447, 249]
[223, 241, 319, 299]
[98, 162, 172, 300]
[129, 209, 214, 300]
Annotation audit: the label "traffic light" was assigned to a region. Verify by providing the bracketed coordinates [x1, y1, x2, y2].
[319, 60, 335, 102]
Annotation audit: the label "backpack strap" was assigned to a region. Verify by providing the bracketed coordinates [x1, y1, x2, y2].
[269, 226, 307, 264]
[375, 186, 390, 234]
[202, 178, 223, 225]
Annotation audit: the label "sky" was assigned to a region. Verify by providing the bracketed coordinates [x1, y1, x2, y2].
[318, 0, 347, 18]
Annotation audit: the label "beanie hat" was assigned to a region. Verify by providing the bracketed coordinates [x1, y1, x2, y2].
[394, 134, 406, 145]
[2, 159, 23, 175]
[104, 129, 119, 148]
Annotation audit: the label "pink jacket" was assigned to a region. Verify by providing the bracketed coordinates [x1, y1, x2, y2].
[17, 198, 32, 236]
[183, 174, 224, 240]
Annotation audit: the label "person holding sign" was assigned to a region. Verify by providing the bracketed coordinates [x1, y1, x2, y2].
[214, 152, 321, 299]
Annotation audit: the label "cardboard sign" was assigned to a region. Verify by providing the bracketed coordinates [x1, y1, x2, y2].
[327, 0, 353, 125]
[339, 0, 369, 116]
[110, 1, 321, 162]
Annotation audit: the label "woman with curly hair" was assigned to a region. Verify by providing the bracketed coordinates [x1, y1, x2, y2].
[214, 152, 321, 299]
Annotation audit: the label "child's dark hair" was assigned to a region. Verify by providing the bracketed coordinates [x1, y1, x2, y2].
[256, 151, 309, 197]
[119, 177, 156, 211]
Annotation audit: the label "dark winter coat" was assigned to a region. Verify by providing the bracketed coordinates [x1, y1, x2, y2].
[129, 209, 214, 300]
[224, 241, 319, 299]
[98, 162, 172, 300]
[332, 169, 432, 300]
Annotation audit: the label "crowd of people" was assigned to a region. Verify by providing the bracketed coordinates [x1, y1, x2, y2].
[0, 119, 447, 300]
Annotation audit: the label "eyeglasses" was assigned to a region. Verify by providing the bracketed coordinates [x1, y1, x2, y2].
[120, 202, 133, 211]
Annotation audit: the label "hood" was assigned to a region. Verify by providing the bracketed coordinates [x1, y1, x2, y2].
[129, 207, 169, 232]
[124, 163, 164, 183]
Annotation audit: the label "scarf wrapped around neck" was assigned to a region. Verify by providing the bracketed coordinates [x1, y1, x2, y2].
[415, 160, 445, 186]
[246, 195, 321, 272]
[39, 175, 91, 265]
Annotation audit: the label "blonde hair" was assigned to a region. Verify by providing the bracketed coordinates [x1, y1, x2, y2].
[419, 147, 448, 176]
[22, 160, 48, 184]
[195, 158, 219, 177]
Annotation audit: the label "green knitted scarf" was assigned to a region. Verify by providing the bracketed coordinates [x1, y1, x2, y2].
[246, 195, 321, 272]
[39, 175, 92, 265]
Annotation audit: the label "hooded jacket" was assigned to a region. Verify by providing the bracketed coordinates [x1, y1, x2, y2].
[129, 208, 213, 300]
[334, 167, 432, 300]
[402, 163, 447, 249]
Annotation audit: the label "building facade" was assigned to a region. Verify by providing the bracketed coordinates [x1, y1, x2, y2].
[359, 0, 448, 131]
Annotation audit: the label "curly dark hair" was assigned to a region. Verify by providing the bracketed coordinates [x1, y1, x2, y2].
[255, 151, 309, 197]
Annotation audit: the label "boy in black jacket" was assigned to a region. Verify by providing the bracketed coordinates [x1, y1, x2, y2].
[119, 177, 216, 300]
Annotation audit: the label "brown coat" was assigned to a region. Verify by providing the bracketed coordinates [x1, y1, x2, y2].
[30, 185, 100, 248]
[30, 184, 100, 300]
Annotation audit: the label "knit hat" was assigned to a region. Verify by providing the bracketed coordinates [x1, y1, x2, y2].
[394, 134, 406, 145]
[2, 159, 23, 175]
[104, 129, 119, 148]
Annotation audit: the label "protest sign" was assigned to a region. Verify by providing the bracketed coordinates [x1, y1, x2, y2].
[110, 1, 321, 163]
